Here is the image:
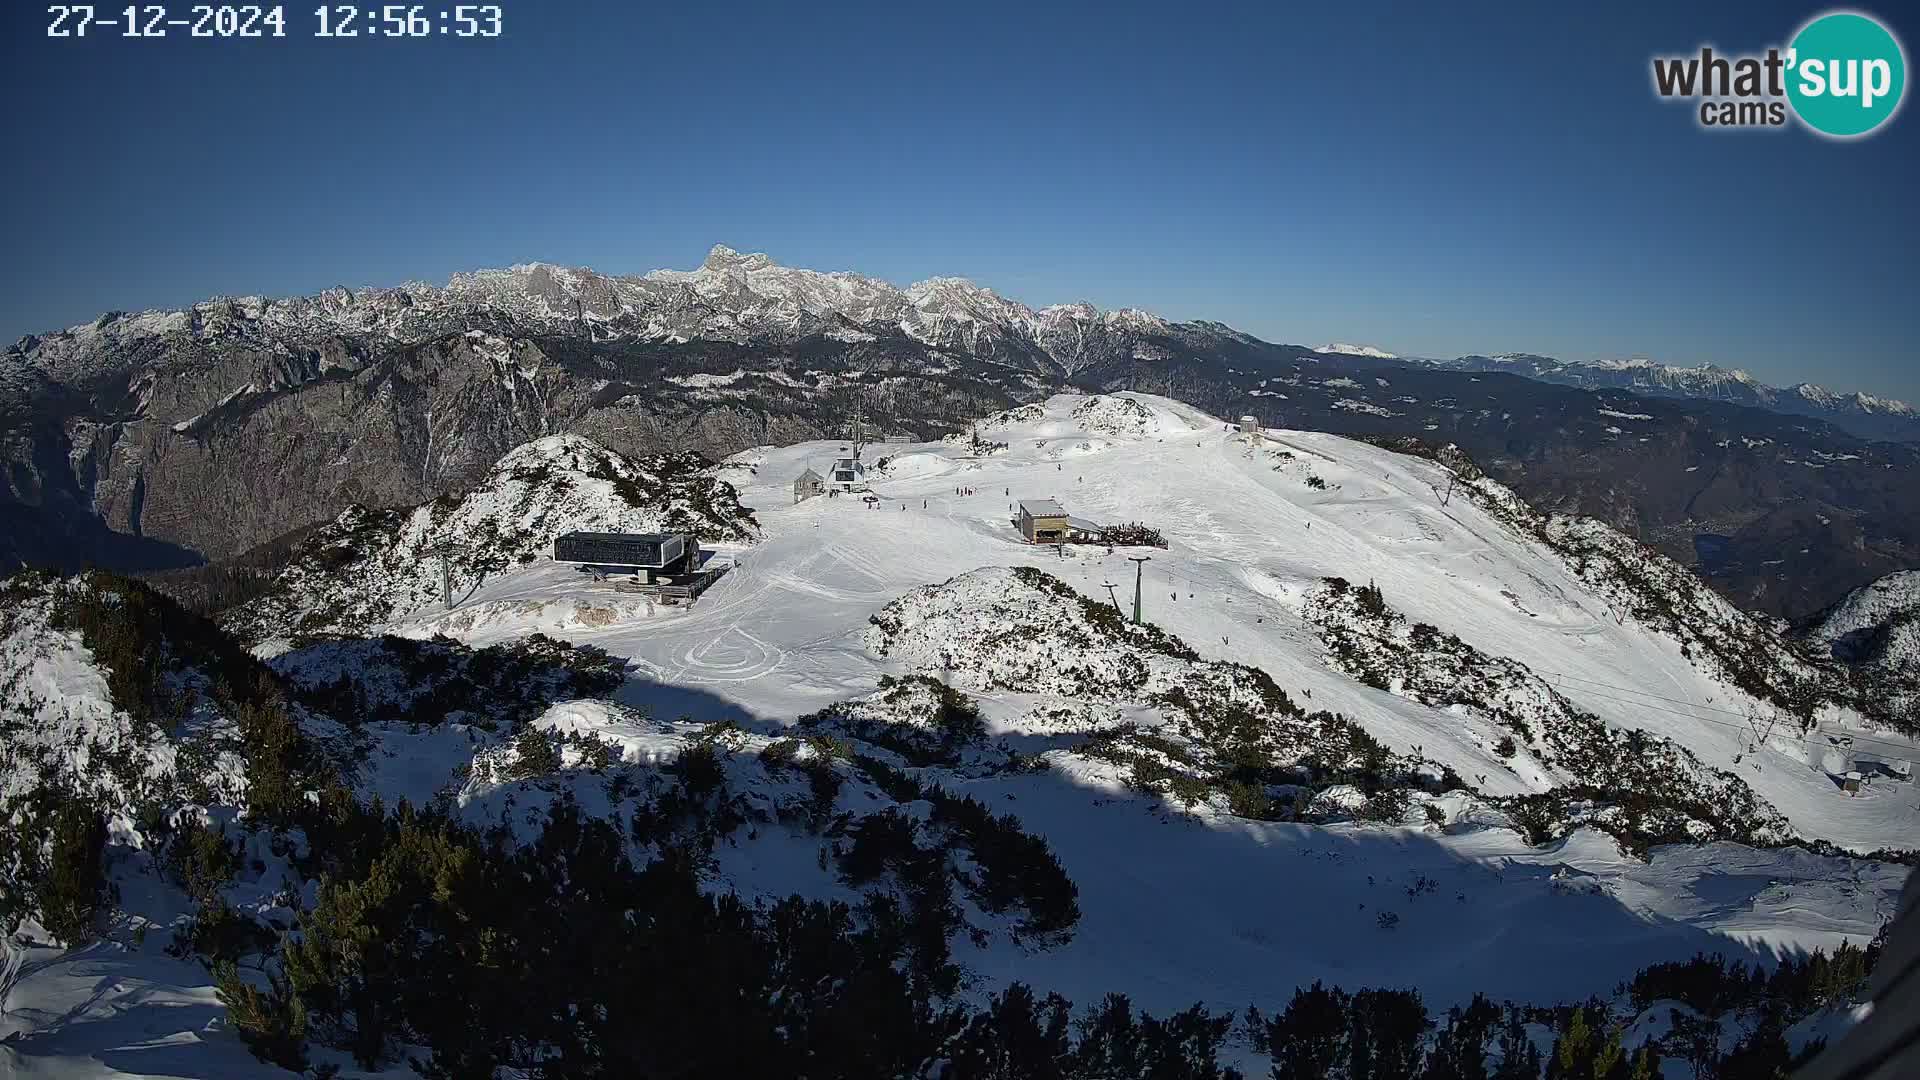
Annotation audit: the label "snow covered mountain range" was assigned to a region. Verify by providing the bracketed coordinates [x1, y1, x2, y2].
[1415, 354, 1920, 442]
[2, 392, 1913, 1076]
[3, 245, 1187, 393]
[8, 249, 1909, 438]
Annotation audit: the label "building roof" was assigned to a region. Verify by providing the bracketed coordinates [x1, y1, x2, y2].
[1019, 498, 1067, 517]
[557, 530, 678, 542]
[833, 457, 865, 470]
[1066, 516, 1104, 533]
[795, 467, 823, 483]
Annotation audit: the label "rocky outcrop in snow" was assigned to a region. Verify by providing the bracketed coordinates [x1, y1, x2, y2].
[866, 565, 1452, 821]
[0, 572, 306, 949]
[226, 435, 757, 644]
[1378, 437, 1853, 727]
[1304, 576, 1793, 852]
[1804, 570, 1920, 729]
[1070, 394, 1168, 436]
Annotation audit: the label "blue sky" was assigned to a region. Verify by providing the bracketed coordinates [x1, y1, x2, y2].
[2, 1, 1915, 399]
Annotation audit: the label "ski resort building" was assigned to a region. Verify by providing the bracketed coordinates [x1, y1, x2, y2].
[553, 532, 699, 583]
[552, 530, 730, 605]
[793, 467, 825, 503]
[1018, 499, 1069, 543]
[1013, 499, 1108, 544]
[831, 457, 868, 490]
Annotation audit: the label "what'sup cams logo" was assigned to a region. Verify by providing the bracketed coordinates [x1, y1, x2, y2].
[1652, 9, 1906, 137]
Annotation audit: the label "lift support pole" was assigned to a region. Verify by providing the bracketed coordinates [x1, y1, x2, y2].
[1128, 556, 1152, 625]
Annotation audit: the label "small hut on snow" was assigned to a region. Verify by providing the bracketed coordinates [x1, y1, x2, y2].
[794, 467, 826, 503]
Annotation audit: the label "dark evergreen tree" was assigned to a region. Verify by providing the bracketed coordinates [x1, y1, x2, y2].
[1266, 982, 1353, 1080]
[1350, 988, 1431, 1080]
[1545, 1007, 1597, 1080]
[1492, 1014, 1544, 1080]
[1669, 1009, 1724, 1080]
[1422, 995, 1500, 1080]
[1717, 1015, 1791, 1080]
[39, 798, 109, 944]
[947, 983, 1073, 1080]
[1075, 994, 1149, 1079]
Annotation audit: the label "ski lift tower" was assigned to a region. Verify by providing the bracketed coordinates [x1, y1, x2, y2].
[423, 540, 459, 611]
[1127, 555, 1152, 625]
[847, 409, 870, 463]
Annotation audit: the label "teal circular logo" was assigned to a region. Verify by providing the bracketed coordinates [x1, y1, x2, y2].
[1787, 11, 1906, 137]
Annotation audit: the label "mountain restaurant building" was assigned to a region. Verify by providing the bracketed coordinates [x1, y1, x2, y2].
[1018, 499, 1069, 543]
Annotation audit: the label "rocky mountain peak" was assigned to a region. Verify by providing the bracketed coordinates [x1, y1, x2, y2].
[700, 244, 774, 272]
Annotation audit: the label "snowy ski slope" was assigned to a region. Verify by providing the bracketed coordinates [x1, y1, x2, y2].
[5, 392, 1912, 1077]
[401, 393, 1918, 851]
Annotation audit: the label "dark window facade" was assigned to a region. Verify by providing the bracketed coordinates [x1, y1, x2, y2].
[553, 532, 686, 567]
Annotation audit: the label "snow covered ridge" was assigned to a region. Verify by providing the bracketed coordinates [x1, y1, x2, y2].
[796, 674, 1009, 770]
[12, 242, 1913, 435]
[1365, 435, 1857, 728]
[1303, 578, 1792, 852]
[1419, 355, 1919, 439]
[866, 566, 1452, 821]
[1809, 569, 1920, 654]
[452, 696, 1083, 941]
[1538, 515, 1852, 720]
[1071, 393, 1157, 434]
[966, 401, 1046, 433]
[8, 244, 1191, 390]
[1804, 570, 1920, 724]
[0, 570, 305, 960]
[273, 632, 626, 739]
[0, 572, 261, 812]
[1316, 342, 1399, 359]
[225, 434, 758, 645]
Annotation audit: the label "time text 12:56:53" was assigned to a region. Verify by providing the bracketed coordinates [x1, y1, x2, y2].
[46, 5, 504, 38]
